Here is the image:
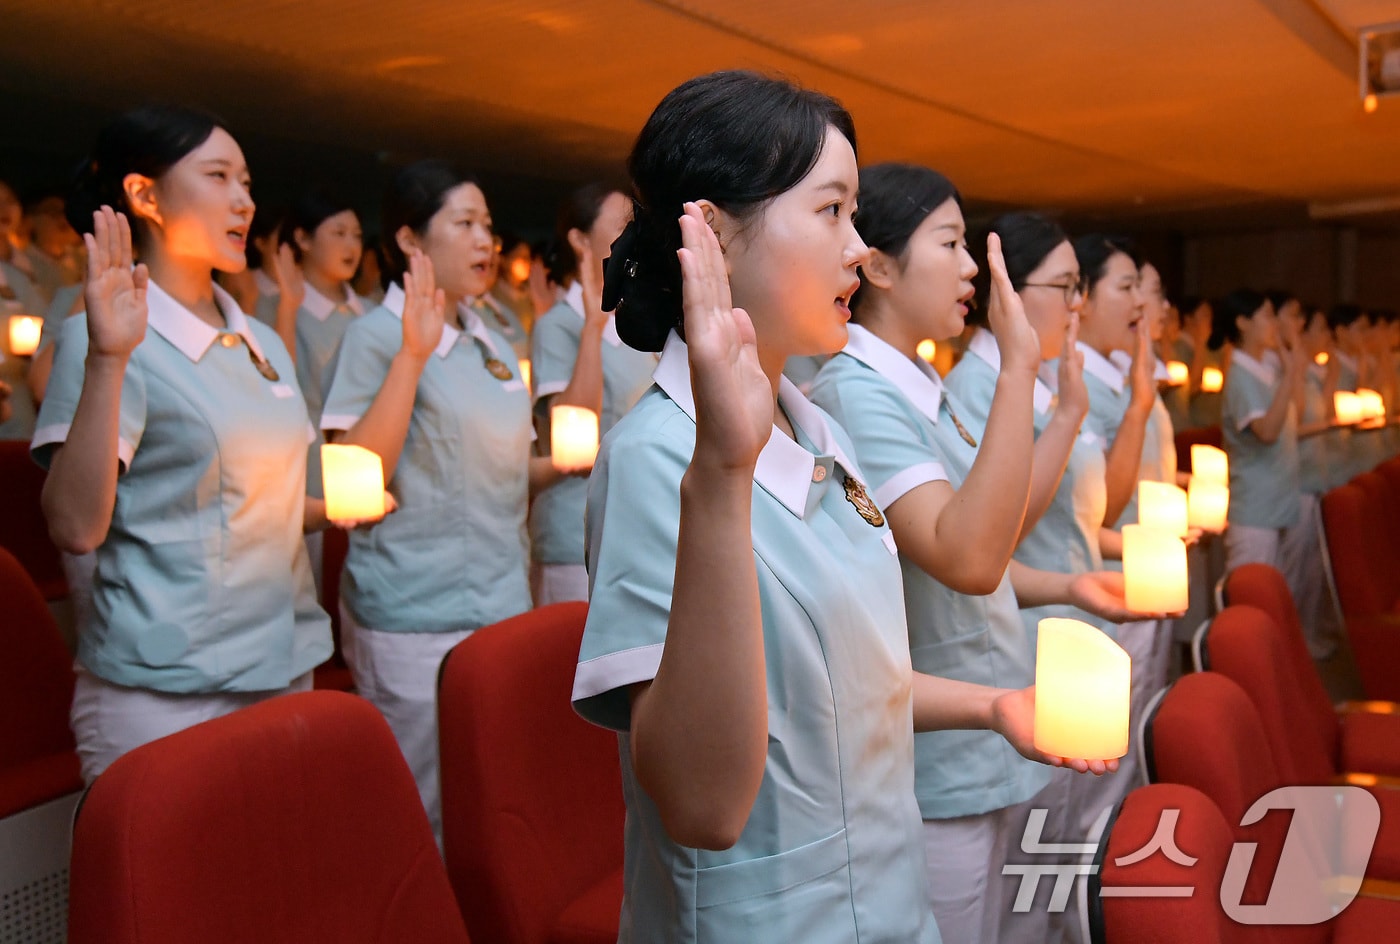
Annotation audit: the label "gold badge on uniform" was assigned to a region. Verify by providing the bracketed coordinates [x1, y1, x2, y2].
[947, 406, 978, 448]
[248, 348, 280, 382]
[843, 474, 885, 528]
[484, 356, 514, 381]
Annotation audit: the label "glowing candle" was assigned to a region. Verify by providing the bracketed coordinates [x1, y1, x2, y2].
[1335, 391, 1364, 425]
[551, 405, 599, 473]
[1190, 444, 1229, 487]
[1200, 366, 1224, 393]
[1165, 360, 1189, 386]
[518, 358, 532, 391]
[1315, 351, 1330, 366]
[1138, 481, 1189, 537]
[1357, 388, 1385, 420]
[320, 444, 386, 522]
[1187, 479, 1230, 533]
[1034, 617, 1131, 760]
[1122, 524, 1189, 614]
[916, 339, 937, 364]
[8, 315, 40, 356]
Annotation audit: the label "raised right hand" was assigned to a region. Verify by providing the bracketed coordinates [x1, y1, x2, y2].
[678, 202, 771, 472]
[399, 249, 446, 362]
[1056, 311, 1090, 420]
[985, 232, 1041, 376]
[82, 207, 148, 359]
[577, 241, 611, 334]
[273, 243, 306, 313]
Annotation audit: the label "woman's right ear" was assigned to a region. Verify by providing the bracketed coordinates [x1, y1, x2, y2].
[860, 248, 896, 291]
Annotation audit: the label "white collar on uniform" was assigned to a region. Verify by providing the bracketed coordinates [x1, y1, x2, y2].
[966, 327, 1056, 414]
[564, 280, 624, 347]
[653, 330, 864, 519]
[302, 280, 363, 322]
[1108, 349, 1171, 382]
[841, 323, 944, 426]
[253, 269, 278, 296]
[1231, 347, 1277, 386]
[1078, 340, 1125, 394]
[146, 280, 267, 364]
[383, 283, 457, 359]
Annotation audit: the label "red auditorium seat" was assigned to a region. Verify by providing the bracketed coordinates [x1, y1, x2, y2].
[312, 526, 353, 691]
[68, 690, 470, 944]
[0, 439, 66, 599]
[438, 602, 624, 944]
[1088, 784, 1248, 944]
[1148, 672, 1400, 887]
[0, 546, 79, 816]
[1221, 565, 1400, 779]
[1320, 481, 1400, 700]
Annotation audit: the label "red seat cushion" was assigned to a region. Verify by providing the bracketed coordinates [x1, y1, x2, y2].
[1339, 709, 1400, 778]
[0, 439, 66, 599]
[547, 868, 623, 944]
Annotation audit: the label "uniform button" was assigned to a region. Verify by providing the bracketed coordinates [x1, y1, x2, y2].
[219, 334, 238, 348]
[812, 465, 827, 483]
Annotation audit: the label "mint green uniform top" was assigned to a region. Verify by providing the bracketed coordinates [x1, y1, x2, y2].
[36, 283, 83, 355]
[321, 283, 533, 633]
[31, 281, 330, 692]
[1162, 337, 1193, 432]
[1299, 363, 1334, 494]
[573, 332, 937, 944]
[528, 282, 656, 566]
[1221, 349, 1300, 529]
[473, 292, 531, 362]
[809, 325, 1050, 821]
[946, 330, 1112, 646]
[1190, 346, 1226, 429]
[291, 282, 362, 499]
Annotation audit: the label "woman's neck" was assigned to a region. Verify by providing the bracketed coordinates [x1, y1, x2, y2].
[143, 245, 221, 327]
[304, 267, 344, 303]
[1240, 338, 1270, 361]
[852, 297, 925, 362]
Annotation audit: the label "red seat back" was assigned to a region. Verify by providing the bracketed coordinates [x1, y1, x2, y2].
[0, 439, 65, 598]
[0, 545, 78, 815]
[1321, 482, 1393, 617]
[1220, 566, 1339, 766]
[438, 602, 624, 944]
[1092, 784, 1246, 944]
[1201, 606, 1335, 785]
[68, 690, 470, 944]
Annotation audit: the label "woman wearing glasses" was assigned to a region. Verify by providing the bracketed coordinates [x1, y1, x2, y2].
[33, 106, 342, 782]
[809, 168, 1133, 944]
[321, 160, 553, 844]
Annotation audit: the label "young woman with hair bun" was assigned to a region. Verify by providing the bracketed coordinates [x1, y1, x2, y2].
[32, 105, 356, 782]
[572, 71, 1109, 943]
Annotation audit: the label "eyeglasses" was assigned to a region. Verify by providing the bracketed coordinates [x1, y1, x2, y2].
[1022, 280, 1085, 306]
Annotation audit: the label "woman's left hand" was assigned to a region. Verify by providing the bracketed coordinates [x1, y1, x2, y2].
[992, 687, 1120, 775]
[1067, 570, 1183, 622]
[1128, 320, 1156, 407]
[329, 492, 399, 531]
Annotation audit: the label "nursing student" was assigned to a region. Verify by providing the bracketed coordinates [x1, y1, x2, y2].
[1210, 289, 1303, 573]
[320, 160, 548, 843]
[31, 106, 357, 782]
[1279, 298, 1342, 657]
[809, 164, 1140, 944]
[529, 183, 656, 604]
[571, 71, 1113, 944]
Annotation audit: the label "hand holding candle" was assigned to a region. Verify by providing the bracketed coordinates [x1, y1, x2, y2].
[321, 444, 388, 524]
[1137, 481, 1188, 537]
[1187, 479, 1229, 532]
[1190, 444, 1228, 486]
[1033, 617, 1131, 761]
[1334, 391, 1363, 425]
[551, 404, 599, 473]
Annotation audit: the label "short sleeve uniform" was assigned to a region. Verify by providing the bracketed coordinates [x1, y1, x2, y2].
[947, 331, 1111, 647]
[293, 282, 362, 499]
[1221, 349, 1300, 529]
[1299, 363, 1333, 494]
[809, 326, 1050, 821]
[322, 283, 533, 633]
[574, 332, 936, 944]
[474, 293, 531, 362]
[0, 260, 47, 439]
[31, 281, 330, 692]
[1162, 337, 1193, 433]
[529, 282, 657, 567]
[37, 283, 83, 355]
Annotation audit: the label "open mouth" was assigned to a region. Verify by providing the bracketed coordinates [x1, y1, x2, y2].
[835, 281, 859, 316]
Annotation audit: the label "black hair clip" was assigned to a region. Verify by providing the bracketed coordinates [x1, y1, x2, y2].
[601, 215, 640, 312]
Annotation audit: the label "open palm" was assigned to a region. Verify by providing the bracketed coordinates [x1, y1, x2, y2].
[83, 207, 148, 358]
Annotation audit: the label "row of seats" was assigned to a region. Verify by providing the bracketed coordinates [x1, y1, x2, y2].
[1321, 455, 1400, 701]
[1089, 564, 1400, 942]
